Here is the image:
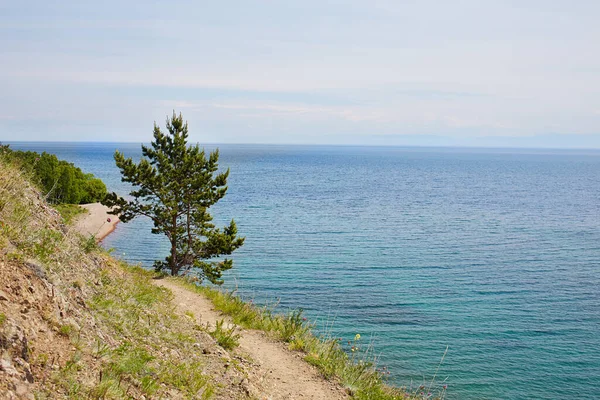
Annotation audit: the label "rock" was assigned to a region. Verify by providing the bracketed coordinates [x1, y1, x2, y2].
[239, 378, 259, 397]
[0, 289, 9, 301]
[0, 359, 19, 376]
[24, 367, 34, 383]
[15, 383, 29, 396]
[215, 347, 227, 357]
[24, 260, 47, 280]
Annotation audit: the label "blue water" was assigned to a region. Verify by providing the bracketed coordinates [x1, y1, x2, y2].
[8, 142, 600, 399]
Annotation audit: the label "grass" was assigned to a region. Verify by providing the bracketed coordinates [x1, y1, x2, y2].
[58, 324, 75, 338]
[36, 259, 218, 399]
[176, 279, 448, 400]
[0, 155, 73, 265]
[83, 263, 215, 399]
[182, 282, 312, 344]
[82, 233, 99, 253]
[208, 319, 240, 350]
[54, 203, 87, 225]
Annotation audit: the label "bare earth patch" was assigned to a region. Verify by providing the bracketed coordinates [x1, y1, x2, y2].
[72, 203, 119, 241]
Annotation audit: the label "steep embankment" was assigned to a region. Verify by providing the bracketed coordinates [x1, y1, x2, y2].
[0, 161, 251, 399]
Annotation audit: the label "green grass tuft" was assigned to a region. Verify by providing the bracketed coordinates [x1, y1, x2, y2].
[82, 234, 99, 253]
[53, 204, 87, 225]
[58, 324, 73, 337]
[208, 319, 240, 350]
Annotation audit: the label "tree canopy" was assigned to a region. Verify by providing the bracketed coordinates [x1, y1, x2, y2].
[102, 112, 244, 283]
[0, 144, 107, 204]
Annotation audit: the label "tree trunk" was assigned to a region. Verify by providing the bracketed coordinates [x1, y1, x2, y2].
[170, 214, 178, 275]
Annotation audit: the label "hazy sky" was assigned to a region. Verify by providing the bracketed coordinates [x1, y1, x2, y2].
[1, 0, 600, 147]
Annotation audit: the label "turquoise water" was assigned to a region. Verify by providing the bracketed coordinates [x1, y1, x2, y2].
[9, 142, 600, 399]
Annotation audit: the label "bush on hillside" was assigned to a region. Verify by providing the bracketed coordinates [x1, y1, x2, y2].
[0, 144, 107, 204]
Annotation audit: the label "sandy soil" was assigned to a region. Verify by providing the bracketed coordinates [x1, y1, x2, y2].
[155, 279, 349, 400]
[73, 203, 120, 241]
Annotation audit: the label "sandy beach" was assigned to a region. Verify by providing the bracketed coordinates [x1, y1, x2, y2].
[73, 203, 120, 241]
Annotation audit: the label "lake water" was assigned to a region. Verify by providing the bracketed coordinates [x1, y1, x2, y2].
[8, 141, 600, 399]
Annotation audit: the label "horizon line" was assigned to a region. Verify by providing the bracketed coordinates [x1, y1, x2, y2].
[3, 140, 600, 152]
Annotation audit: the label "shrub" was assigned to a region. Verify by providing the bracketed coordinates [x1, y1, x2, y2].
[1, 146, 107, 204]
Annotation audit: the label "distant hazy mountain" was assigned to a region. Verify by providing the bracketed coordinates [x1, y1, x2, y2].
[340, 133, 600, 149]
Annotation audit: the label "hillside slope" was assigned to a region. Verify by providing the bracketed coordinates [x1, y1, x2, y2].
[0, 161, 251, 399]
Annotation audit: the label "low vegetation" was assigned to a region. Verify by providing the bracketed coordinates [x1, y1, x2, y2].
[208, 319, 241, 350]
[175, 279, 448, 400]
[53, 204, 87, 224]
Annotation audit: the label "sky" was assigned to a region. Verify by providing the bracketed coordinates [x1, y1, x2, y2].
[1, 0, 600, 147]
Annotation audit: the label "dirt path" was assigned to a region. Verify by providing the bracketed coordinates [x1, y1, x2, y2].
[155, 279, 349, 400]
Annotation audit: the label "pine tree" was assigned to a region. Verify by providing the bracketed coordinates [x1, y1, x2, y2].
[102, 112, 244, 283]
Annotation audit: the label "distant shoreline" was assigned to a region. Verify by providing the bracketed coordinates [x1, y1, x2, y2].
[74, 203, 120, 241]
